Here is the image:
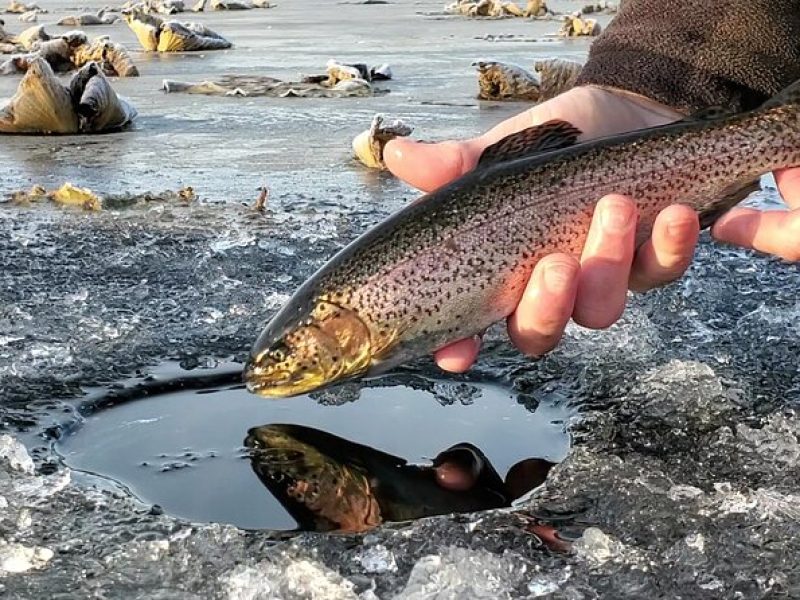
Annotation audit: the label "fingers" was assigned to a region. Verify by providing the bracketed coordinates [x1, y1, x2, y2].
[384, 137, 481, 193]
[434, 460, 476, 491]
[434, 335, 481, 373]
[507, 254, 580, 357]
[629, 205, 699, 292]
[709, 167, 800, 262]
[436, 195, 640, 369]
[712, 208, 800, 261]
[573, 194, 637, 329]
[775, 167, 800, 209]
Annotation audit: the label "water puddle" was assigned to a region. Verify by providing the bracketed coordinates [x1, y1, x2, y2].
[55, 365, 572, 532]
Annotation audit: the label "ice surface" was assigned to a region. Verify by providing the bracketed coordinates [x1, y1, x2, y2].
[1, 0, 799, 598]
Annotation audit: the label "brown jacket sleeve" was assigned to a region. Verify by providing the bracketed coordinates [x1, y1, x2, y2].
[576, 0, 800, 113]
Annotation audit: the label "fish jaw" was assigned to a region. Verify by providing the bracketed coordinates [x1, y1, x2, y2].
[244, 299, 375, 398]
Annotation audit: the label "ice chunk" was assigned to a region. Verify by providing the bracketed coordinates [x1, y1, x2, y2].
[355, 544, 397, 574]
[0, 541, 53, 574]
[224, 558, 358, 600]
[527, 567, 571, 597]
[0, 435, 35, 475]
[573, 527, 622, 564]
[397, 547, 522, 599]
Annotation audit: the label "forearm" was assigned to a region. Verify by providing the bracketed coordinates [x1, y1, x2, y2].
[576, 0, 800, 113]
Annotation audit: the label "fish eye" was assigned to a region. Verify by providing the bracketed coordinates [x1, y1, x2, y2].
[268, 340, 291, 362]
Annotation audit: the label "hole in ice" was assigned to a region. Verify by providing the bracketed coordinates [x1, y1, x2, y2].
[55, 363, 572, 532]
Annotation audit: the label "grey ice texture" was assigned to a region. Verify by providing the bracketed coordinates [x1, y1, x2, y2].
[1, 0, 800, 598]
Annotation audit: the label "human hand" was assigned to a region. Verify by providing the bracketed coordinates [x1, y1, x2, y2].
[712, 168, 800, 261]
[384, 85, 701, 371]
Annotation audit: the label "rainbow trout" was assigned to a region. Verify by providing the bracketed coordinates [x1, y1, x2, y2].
[245, 80, 800, 397]
[245, 424, 508, 532]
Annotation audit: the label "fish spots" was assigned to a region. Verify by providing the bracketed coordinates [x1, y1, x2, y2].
[444, 238, 460, 253]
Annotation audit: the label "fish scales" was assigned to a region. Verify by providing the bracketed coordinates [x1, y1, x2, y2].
[320, 114, 786, 346]
[246, 83, 800, 397]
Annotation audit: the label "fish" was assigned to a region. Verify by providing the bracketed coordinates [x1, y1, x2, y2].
[245, 79, 800, 397]
[244, 424, 509, 533]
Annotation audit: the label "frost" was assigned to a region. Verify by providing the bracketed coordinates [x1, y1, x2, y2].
[105, 541, 171, 564]
[15, 470, 71, 499]
[15, 508, 32, 530]
[684, 533, 705, 553]
[396, 547, 522, 599]
[736, 416, 800, 466]
[667, 485, 704, 502]
[697, 574, 724, 591]
[356, 544, 397, 574]
[526, 578, 559, 597]
[527, 567, 571, 597]
[223, 559, 358, 600]
[573, 528, 622, 565]
[711, 483, 758, 515]
[210, 231, 256, 253]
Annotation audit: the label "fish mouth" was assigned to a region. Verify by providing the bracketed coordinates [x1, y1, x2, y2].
[244, 300, 375, 398]
[243, 360, 331, 398]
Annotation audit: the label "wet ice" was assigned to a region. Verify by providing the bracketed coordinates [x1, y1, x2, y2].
[1, 0, 800, 598]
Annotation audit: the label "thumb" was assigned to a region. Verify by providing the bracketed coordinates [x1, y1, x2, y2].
[384, 137, 483, 193]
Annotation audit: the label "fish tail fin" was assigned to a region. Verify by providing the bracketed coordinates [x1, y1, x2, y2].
[759, 78, 800, 111]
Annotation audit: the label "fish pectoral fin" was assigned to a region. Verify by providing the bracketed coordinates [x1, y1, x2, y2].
[477, 119, 582, 166]
[699, 178, 761, 230]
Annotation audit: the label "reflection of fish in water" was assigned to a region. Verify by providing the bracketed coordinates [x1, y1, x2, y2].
[245, 424, 552, 533]
[245, 79, 800, 397]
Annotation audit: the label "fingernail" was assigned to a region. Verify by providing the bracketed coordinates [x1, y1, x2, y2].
[600, 198, 635, 234]
[542, 262, 575, 294]
[384, 138, 405, 160]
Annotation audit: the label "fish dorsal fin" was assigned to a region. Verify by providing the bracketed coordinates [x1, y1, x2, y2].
[759, 78, 800, 111]
[477, 119, 582, 166]
[683, 105, 734, 121]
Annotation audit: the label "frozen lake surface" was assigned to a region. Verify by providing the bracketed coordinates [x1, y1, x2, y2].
[1, 1, 800, 598]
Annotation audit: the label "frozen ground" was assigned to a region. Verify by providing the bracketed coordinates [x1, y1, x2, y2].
[2, 0, 800, 598]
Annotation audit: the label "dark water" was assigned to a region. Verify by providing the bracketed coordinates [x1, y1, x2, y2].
[55, 367, 572, 530]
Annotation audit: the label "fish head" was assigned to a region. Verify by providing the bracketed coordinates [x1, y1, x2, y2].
[245, 424, 382, 532]
[244, 299, 373, 398]
[245, 423, 341, 486]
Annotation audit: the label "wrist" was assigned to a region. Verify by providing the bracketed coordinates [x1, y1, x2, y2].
[535, 85, 684, 141]
[471, 83, 685, 159]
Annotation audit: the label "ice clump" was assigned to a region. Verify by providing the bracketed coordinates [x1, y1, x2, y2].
[223, 558, 358, 600]
[527, 566, 571, 597]
[396, 547, 524, 599]
[0, 542, 53, 575]
[573, 527, 622, 564]
[356, 544, 397, 574]
[0, 435, 35, 474]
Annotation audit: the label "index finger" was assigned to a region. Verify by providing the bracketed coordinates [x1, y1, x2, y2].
[774, 167, 800, 209]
